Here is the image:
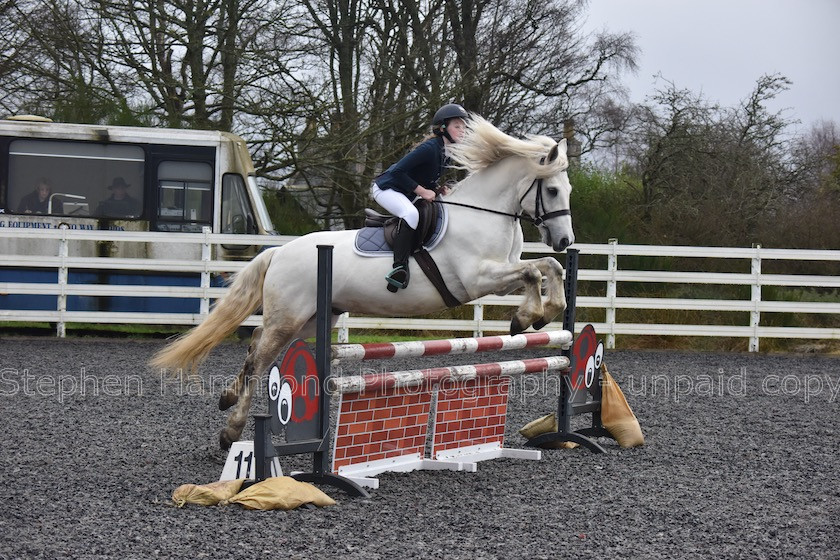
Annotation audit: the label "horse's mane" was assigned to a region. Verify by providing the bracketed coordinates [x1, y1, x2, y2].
[447, 115, 567, 177]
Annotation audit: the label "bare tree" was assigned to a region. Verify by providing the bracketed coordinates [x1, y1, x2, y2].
[791, 119, 840, 196]
[444, 0, 637, 140]
[623, 74, 799, 245]
[0, 1, 120, 121]
[0, 0, 639, 231]
[0, 0, 32, 114]
[286, 0, 457, 227]
[87, 0, 266, 129]
[284, 0, 638, 227]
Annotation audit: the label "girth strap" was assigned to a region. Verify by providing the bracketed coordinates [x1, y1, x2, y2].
[413, 249, 461, 308]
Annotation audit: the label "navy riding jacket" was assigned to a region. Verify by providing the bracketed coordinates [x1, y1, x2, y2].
[375, 136, 447, 197]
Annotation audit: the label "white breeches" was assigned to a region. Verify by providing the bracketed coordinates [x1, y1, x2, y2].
[371, 183, 419, 229]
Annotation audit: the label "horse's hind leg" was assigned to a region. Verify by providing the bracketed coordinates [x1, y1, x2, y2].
[219, 325, 297, 449]
[219, 326, 263, 411]
[219, 370, 259, 450]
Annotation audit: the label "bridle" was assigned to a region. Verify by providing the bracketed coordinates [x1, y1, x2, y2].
[438, 160, 571, 226]
[518, 173, 571, 226]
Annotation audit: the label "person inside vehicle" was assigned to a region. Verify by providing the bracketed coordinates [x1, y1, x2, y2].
[17, 178, 63, 214]
[96, 176, 141, 217]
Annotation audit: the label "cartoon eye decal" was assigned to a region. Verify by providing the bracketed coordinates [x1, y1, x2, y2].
[278, 381, 293, 425]
[585, 355, 595, 388]
[593, 342, 604, 370]
[268, 366, 281, 401]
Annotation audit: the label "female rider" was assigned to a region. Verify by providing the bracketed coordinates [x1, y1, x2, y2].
[371, 103, 468, 291]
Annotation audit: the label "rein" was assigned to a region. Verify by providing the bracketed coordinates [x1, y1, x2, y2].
[436, 199, 531, 223]
[438, 174, 571, 226]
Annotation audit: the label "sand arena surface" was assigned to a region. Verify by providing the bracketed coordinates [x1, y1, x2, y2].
[1, 337, 836, 559]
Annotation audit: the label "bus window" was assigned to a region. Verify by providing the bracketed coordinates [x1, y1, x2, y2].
[155, 161, 213, 233]
[221, 173, 257, 234]
[8, 140, 144, 218]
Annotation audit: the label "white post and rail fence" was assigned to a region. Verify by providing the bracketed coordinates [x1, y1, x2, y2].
[1, 228, 838, 351]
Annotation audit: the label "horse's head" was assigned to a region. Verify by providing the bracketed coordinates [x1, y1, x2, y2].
[446, 116, 575, 251]
[518, 139, 575, 252]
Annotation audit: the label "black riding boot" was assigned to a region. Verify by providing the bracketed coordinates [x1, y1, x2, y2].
[386, 219, 415, 292]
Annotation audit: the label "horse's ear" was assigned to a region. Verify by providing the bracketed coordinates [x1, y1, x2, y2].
[552, 138, 568, 159]
[547, 142, 559, 163]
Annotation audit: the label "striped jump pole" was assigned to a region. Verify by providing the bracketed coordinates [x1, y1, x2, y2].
[332, 330, 573, 364]
[330, 355, 570, 394]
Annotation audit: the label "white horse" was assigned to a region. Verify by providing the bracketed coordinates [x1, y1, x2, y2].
[151, 116, 575, 449]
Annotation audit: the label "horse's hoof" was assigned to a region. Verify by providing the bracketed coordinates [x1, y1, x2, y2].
[219, 429, 235, 450]
[218, 391, 238, 411]
[532, 318, 548, 330]
[509, 317, 526, 336]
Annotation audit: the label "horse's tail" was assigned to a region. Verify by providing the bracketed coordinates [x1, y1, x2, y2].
[149, 248, 275, 372]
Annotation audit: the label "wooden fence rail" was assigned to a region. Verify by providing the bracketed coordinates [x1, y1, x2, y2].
[1, 229, 838, 350]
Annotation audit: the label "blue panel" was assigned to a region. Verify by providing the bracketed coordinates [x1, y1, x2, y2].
[0, 269, 58, 311]
[1, 267, 218, 313]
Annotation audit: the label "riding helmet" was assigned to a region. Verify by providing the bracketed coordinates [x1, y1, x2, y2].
[432, 103, 468, 127]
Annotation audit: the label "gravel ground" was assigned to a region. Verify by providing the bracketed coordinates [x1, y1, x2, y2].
[1, 336, 838, 559]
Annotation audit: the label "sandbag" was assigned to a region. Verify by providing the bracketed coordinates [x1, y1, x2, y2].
[600, 364, 645, 448]
[518, 413, 578, 449]
[172, 478, 245, 507]
[224, 477, 336, 510]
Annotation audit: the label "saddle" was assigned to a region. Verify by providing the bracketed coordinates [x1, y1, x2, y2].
[363, 199, 440, 249]
[360, 199, 460, 308]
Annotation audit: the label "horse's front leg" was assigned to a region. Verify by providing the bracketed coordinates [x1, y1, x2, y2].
[528, 257, 566, 330]
[474, 260, 545, 335]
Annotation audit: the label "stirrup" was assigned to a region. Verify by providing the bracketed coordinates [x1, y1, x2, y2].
[385, 266, 409, 291]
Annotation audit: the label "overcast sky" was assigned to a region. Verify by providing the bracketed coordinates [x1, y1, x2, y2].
[583, 0, 840, 133]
